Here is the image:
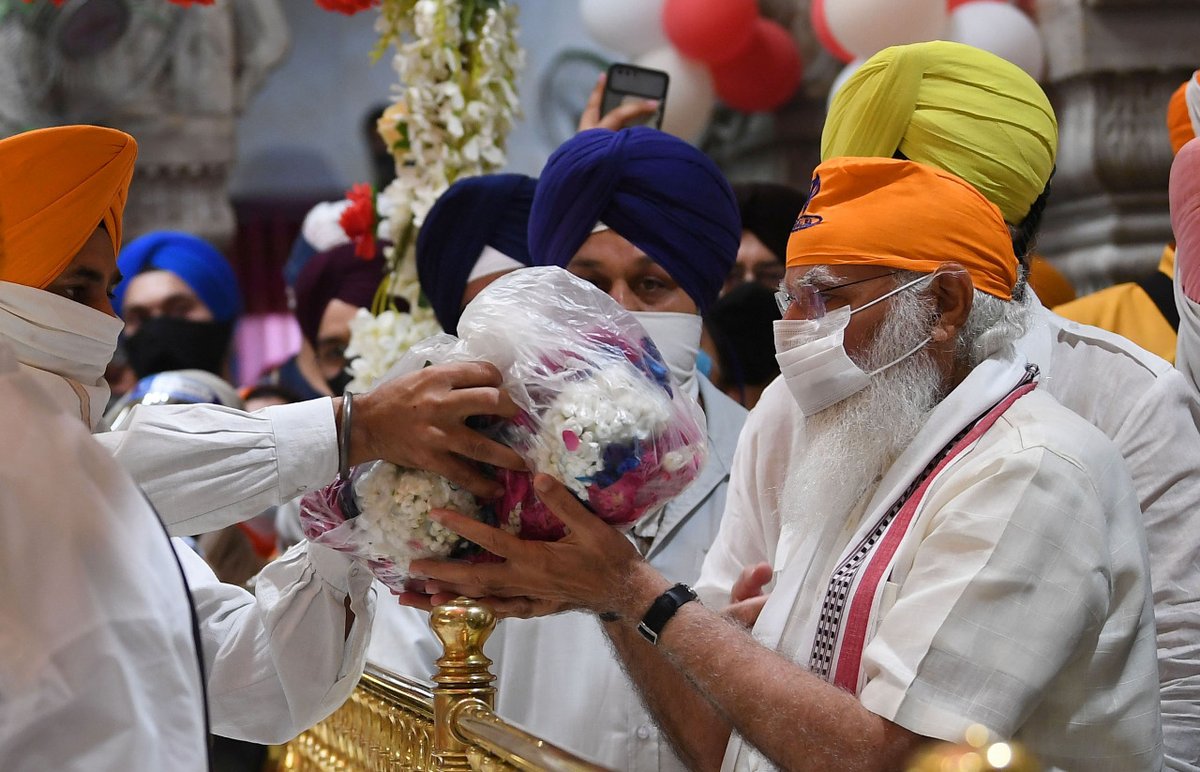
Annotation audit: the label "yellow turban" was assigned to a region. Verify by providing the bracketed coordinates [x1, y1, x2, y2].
[786, 157, 1017, 300]
[822, 41, 1058, 225]
[1167, 72, 1199, 156]
[0, 125, 137, 289]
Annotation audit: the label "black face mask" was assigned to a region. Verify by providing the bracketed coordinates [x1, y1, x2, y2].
[326, 368, 354, 397]
[124, 317, 234, 378]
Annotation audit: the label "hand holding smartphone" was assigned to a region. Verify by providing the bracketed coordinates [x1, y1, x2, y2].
[584, 63, 670, 132]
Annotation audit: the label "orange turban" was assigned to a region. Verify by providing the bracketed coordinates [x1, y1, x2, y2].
[0, 125, 137, 289]
[1168, 72, 1199, 156]
[786, 157, 1017, 300]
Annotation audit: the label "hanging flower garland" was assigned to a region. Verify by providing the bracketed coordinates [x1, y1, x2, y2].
[344, 0, 524, 392]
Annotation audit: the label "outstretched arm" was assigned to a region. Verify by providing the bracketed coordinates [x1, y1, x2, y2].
[405, 475, 925, 771]
[100, 361, 525, 536]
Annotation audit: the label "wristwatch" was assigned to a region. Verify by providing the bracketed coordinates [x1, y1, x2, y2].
[637, 583, 698, 645]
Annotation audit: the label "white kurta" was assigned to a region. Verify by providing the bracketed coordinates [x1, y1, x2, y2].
[0, 341, 208, 770]
[94, 397, 339, 537]
[179, 538, 377, 744]
[368, 377, 747, 772]
[82, 373, 378, 746]
[0, 343, 376, 765]
[706, 355, 1162, 771]
[701, 299, 1199, 772]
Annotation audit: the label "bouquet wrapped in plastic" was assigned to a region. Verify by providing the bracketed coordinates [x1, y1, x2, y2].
[299, 267, 708, 589]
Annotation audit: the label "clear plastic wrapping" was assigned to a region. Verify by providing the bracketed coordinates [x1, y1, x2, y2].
[299, 267, 708, 589]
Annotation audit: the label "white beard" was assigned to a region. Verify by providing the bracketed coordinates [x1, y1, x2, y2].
[780, 290, 945, 538]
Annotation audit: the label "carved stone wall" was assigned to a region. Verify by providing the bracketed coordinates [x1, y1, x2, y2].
[1035, 0, 1199, 292]
[0, 0, 287, 249]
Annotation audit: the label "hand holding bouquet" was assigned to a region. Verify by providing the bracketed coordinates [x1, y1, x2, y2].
[299, 267, 707, 589]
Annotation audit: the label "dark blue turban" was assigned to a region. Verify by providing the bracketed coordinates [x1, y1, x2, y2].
[113, 231, 242, 322]
[416, 173, 536, 334]
[528, 127, 740, 313]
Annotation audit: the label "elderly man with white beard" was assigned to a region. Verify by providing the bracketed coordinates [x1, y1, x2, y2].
[404, 157, 1164, 771]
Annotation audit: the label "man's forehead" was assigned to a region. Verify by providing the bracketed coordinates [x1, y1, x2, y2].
[571, 229, 653, 267]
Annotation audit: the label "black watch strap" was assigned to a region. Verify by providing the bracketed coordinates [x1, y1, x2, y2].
[638, 583, 698, 645]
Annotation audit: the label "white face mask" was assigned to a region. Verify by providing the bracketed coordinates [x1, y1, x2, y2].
[0, 281, 124, 429]
[631, 310, 702, 401]
[774, 274, 932, 417]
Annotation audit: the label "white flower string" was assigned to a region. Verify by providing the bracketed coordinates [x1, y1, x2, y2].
[345, 0, 524, 390]
[351, 465, 480, 572]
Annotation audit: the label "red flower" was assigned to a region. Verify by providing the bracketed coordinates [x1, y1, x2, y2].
[167, 0, 216, 5]
[314, 0, 379, 15]
[339, 183, 378, 260]
[23, 0, 68, 6]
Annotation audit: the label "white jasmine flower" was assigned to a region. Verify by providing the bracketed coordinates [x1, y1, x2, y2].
[351, 464, 480, 573]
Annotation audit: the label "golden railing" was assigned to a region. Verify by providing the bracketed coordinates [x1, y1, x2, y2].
[276, 598, 608, 772]
[276, 598, 1040, 772]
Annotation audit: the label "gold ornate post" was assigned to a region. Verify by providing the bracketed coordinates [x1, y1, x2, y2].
[430, 598, 499, 770]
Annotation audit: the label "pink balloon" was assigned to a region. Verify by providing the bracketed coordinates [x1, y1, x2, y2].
[662, 0, 759, 64]
[811, 0, 855, 64]
[711, 18, 804, 113]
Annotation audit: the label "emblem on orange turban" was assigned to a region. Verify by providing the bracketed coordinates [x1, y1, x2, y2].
[0, 125, 137, 289]
[786, 157, 1017, 301]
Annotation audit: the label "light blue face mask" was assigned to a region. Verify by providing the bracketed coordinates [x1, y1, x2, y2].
[772, 274, 933, 417]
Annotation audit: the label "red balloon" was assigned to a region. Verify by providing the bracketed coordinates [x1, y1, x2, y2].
[663, 0, 759, 65]
[711, 18, 803, 113]
[810, 0, 855, 64]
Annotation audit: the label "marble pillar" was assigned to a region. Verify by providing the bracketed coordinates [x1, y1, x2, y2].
[1036, 0, 1199, 292]
[0, 0, 288, 249]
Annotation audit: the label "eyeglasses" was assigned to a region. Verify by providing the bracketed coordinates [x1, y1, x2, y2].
[775, 270, 903, 318]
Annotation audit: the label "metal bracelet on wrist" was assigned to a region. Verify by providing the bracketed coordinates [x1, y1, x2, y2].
[338, 391, 354, 481]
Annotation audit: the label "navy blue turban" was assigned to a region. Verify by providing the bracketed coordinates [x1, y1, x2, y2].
[528, 127, 741, 313]
[417, 173, 536, 334]
[113, 231, 242, 321]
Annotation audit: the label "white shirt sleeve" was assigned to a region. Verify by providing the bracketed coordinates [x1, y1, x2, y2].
[174, 539, 376, 744]
[95, 398, 338, 536]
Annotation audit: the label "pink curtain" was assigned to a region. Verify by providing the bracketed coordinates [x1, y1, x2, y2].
[234, 313, 303, 387]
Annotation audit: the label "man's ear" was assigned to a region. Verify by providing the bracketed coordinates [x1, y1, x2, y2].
[927, 264, 973, 344]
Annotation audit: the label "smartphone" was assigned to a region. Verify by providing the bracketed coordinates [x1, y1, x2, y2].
[601, 63, 669, 130]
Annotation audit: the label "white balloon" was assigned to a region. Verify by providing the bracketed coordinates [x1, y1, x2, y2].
[635, 47, 716, 144]
[580, 0, 669, 59]
[825, 0, 947, 60]
[946, 2, 1045, 80]
[827, 57, 867, 112]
